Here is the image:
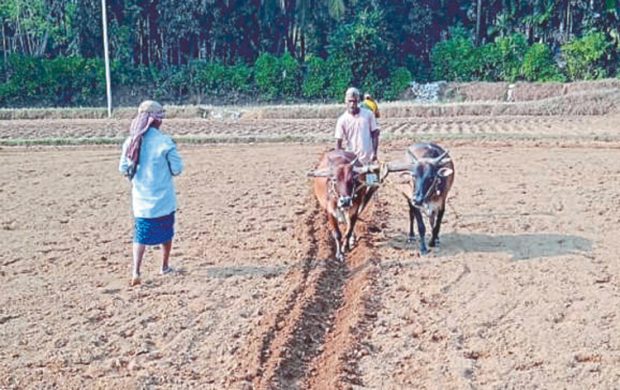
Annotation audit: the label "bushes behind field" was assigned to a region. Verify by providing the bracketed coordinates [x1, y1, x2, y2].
[0, 28, 617, 108]
[0, 56, 107, 107]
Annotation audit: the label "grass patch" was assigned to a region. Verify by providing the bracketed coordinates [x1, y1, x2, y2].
[0, 105, 206, 121]
[3, 131, 619, 147]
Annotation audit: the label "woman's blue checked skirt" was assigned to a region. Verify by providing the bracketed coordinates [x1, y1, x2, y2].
[134, 212, 175, 245]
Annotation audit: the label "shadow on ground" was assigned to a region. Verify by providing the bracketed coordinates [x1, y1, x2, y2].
[385, 232, 592, 261]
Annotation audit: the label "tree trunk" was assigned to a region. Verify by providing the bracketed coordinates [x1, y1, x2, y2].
[300, 29, 305, 62]
[161, 31, 167, 67]
[567, 1, 572, 39]
[35, 30, 48, 57]
[2, 23, 7, 63]
[476, 0, 482, 45]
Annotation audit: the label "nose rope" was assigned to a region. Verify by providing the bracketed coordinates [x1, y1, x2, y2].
[424, 177, 440, 199]
[328, 177, 360, 208]
[412, 176, 440, 210]
[328, 179, 338, 199]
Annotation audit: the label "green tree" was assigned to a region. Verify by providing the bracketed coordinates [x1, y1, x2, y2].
[325, 55, 352, 100]
[494, 33, 529, 82]
[430, 26, 477, 81]
[279, 52, 301, 98]
[562, 31, 611, 80]
[326, 9, 392, 91]
[522, 43, 564, 81]
[302, 56, 329, 99]
[384, 67, 412, 100]
[254, 52, 279, 99]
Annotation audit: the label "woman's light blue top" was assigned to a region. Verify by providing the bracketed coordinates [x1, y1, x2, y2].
[119, 128, 184, 218]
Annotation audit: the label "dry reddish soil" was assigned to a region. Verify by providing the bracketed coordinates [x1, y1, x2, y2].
[1, 112, 620, 389]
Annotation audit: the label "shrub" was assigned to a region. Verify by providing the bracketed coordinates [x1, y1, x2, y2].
[430, 26, 477, 81]
[493, 33, 529, 81]
[325, 55, 352, 100]
[475, 43, 503, 81]
[254, 52, 280, 99]
[194, 61, 227, 94]
[253, 52, 301, 100]
[279, 52, 301, 98]
[522, 43, 565, 82]
[562, 31, 611, 80]
[0, 55, 106, 106]
[167, 65, 191, 97]
[361, 73, 384, 100]
[384, 67, 412, 101]
[225, 63, 252, 94]
[4, 55, 42, 101]
[302, 56, 329, 99]
[0, 82, 18, 105]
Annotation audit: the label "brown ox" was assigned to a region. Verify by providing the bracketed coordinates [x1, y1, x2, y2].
[386, 143, 454, 255]
[308, 150, 379, 261]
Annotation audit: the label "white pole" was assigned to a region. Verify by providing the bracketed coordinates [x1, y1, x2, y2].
[101, 0, 112, 118]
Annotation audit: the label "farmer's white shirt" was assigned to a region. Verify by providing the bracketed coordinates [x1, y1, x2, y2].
[334, 108, 378, 165]
[119, 127, 184, 218]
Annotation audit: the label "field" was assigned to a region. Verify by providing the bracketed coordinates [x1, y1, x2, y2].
[1, 94, 620, 388]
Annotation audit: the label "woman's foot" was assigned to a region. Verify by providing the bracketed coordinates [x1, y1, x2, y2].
[160, 266, 174, 275]
[130, 275, 141, 286]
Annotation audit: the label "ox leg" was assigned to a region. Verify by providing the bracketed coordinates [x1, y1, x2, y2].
[412, 207, 428, 255]
[349, 232, 356, 248]
[328, 215, 344, 261]
[429, 208, 445, 248]
[345, 212, 360, 252]
[407, 203, 416, 243]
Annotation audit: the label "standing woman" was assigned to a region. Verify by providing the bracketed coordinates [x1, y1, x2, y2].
[119, 100, 184, 286]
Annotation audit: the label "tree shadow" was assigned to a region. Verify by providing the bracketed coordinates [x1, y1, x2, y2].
[385, 232, 592, 261]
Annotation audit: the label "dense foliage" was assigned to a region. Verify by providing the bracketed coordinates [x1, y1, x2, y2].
[0, 0, 618, 107]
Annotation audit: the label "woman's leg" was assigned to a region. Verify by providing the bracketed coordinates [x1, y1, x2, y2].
[131, 243, 146, 285]
[161, 240, 172, 273]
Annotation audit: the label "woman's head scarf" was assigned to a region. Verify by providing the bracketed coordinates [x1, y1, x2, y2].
[124, 100, 165, 179]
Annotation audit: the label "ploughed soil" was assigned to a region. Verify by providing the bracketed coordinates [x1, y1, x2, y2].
[1, 108, 620, 388]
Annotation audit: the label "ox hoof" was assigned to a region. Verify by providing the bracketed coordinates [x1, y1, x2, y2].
[429, 239, 439, 248]
[419, 246, 429, 256]
[407, 235, 416, 244]
[336, 252, 345, 262]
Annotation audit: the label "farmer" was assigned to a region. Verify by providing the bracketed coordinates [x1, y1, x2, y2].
[334, 87, 381, 214]
[335, 87, 380, 164]
[119, 100, 184, 286]
[360, 92, 380, 119]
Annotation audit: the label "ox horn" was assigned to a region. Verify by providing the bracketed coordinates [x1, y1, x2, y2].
[350, 156, 359, 166]
[407, 149, 419, 163]
[432, 150, 450, 165]
[307, 168, 333, 177]
[385, 160, 416, 172]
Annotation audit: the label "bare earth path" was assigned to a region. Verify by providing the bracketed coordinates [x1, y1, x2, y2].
[1, 113, 620, 389]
